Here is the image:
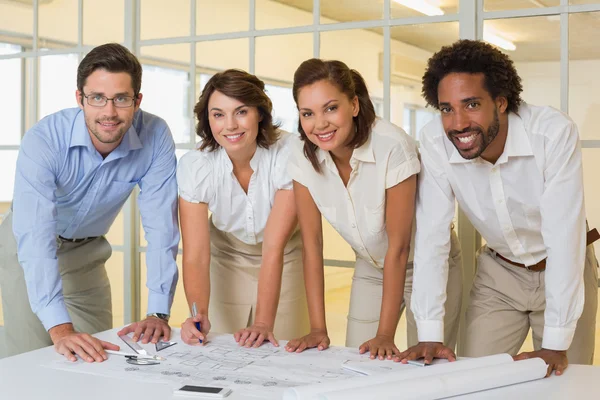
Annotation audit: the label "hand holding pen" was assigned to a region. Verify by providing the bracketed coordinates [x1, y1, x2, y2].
[180, 302, 211, 345]
[192, 302, 203, 344]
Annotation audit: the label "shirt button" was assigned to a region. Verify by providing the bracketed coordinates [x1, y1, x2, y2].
[352, 224, 356, 228]
[491, 167, 497, 173]
[497, 199, 503, 204]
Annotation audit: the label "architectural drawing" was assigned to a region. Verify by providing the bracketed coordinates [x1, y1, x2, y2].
[44, 333, 368, 399]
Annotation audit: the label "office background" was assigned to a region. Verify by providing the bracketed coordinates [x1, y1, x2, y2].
[0, 0, 598, 364]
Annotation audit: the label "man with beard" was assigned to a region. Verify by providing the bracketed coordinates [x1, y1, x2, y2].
[0, 43, 179, 362]
[398, 40, 599, 376]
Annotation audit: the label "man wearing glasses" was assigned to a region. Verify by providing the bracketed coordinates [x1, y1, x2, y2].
[0, 43, 179, 362]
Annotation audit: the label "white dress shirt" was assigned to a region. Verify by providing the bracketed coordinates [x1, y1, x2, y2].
[287, 119, 420, 267]
[177, 131, 293, 245]
[412, 103, 586, 351]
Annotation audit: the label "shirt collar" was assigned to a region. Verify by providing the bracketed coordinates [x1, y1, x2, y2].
[249, 145, 263, 171]
[448, 111, 533, 165]
[351, 134, 375, 163]
[69, 110, 95, 151]
[495, 111, 533, 164]
[315, 134, 375, 171]
[221, 144, 263, 172]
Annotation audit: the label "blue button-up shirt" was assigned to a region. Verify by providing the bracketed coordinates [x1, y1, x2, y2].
[12, 108, 179, 330]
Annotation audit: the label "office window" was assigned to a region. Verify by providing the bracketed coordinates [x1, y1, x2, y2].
[39, 53, 79, 118]
[0, 44, 22, 146]
[403, 105, 438, 140]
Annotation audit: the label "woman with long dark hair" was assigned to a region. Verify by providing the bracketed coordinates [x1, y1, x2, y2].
[285, 59, 462, 359]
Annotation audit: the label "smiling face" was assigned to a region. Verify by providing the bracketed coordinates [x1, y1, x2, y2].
[297, 79, 359, 154]
[207, 90, 261, 157]
[76, 69, 142, 156]
[438, 72, 507, 161]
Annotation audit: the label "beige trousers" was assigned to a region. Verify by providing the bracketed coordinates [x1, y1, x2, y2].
[463, 245, 598, 364]
[346, 229, 463, 348]
[0, 210, 112, 357]
[207, 219, 310, 340]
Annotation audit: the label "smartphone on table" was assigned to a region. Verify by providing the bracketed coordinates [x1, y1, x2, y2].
[174, 385, 232, 398]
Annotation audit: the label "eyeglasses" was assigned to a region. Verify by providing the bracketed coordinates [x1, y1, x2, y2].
[82, 93, 137, 108]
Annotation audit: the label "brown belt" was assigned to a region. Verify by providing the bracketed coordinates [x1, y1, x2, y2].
[490, 228, 600, 272]
[58, 235, 98, 243]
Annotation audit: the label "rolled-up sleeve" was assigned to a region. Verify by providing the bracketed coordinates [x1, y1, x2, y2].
[273, 136, 294, 191]
[286, 137, 310, 187]
[176, 151, 214, 204]
[12, 131, 70, 330]
[138, 125, 180, 315]
[385, 141, 420, 189]
[411, 135, 456, 343]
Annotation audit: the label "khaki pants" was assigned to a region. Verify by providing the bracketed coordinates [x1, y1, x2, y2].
[0, 210, 112, 357]
[207, 219, 310, 340]
[463, 245, 598, 364]
[346, 229, 463, 348]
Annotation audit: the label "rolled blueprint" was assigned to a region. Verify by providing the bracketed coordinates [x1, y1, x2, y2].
[319, 357, 547, 400]
[283, 353, 514, 400]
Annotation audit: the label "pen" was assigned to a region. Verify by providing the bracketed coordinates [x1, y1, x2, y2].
[407, 359, 429, 367]
[192, 302, 203, 344]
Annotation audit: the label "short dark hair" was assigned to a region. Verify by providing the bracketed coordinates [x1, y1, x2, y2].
[194, 69, 280, 152]
[292, 58, 376, 173]
[422, 39, 523, 114]
[77, 43, 142, 98]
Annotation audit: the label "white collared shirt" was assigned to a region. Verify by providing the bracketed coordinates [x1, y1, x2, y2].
[412, 103, 586, 351]
[287, 119, 420, 267]
[176, 131, 294, 245]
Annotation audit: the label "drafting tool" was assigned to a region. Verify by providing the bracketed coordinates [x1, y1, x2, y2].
[118, 334, 166, 361]
[106, 349, 158, 360]
[156, 340, 177, 352]
[126, 357, 160, 366]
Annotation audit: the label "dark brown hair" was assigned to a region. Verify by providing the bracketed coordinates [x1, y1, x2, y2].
[292, 59, 376, 173]
[422, 39, 523, 114]
[77, 43, 142, 101]
[194, 69, 279, 151]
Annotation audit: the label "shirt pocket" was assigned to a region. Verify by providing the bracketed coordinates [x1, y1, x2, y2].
[365, 201, 386, 234]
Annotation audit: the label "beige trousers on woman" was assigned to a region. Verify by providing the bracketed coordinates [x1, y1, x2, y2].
[345, 229, 463, 349]
[207, 218, 310, 340]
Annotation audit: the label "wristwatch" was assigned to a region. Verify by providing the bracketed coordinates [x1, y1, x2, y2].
[147, 313, 170, 322]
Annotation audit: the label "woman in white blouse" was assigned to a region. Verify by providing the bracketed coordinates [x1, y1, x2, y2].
[285, 59, 462, 360]
[177, 69, 309, 347]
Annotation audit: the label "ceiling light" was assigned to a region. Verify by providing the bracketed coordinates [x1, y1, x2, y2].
[393, 0, 444, 16]
[483, 32, 517, 51]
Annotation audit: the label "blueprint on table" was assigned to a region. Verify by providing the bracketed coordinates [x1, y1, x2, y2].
[43, 333, 404, 399]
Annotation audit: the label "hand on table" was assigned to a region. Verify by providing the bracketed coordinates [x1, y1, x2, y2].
[359, 334, 401, 360]
[514, 349, 568, 377]
[395, 342, 456, 364]
[117, 316, 171, 344]
[50, 323, 119, 363]
[234, 322, 278, 348]
[285, 330, 330, 353]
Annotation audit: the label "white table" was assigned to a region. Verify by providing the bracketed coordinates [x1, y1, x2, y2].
[1, 328, 599, 400]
